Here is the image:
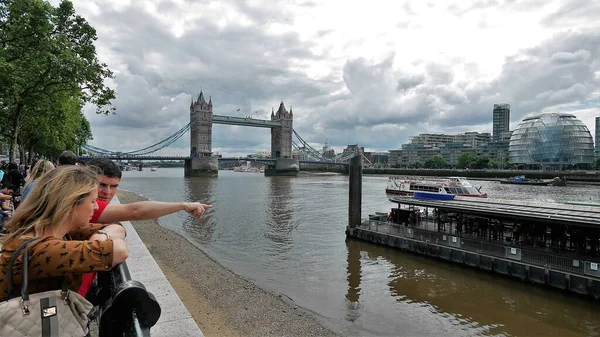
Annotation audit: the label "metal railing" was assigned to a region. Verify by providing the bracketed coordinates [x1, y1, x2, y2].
[95, 263, 161, 336]
[363, 220, 598, 277]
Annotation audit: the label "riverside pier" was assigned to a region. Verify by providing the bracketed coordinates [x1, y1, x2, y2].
[346, 158, 600, 299]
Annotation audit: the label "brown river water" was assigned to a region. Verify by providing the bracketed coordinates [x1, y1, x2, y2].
[120, 168, 600, 336]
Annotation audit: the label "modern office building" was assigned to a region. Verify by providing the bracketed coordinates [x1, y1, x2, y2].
[493, 104, 510, 142]
[388, 132, 496, 167]
[508, 113, 595, 170]
[364, 152, 389, 165]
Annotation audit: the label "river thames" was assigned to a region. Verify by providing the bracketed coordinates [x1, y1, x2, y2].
[120, 168, 600, 337]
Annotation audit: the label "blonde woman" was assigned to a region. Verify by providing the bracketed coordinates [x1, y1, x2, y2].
[0, 165, 129, 302]
[20, 160, 55, 202]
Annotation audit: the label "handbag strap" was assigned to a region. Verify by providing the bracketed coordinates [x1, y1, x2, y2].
[7, 237, 71, 307]
[6, 237, 38, 300]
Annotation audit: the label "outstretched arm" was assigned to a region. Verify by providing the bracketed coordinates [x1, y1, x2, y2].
[96, 201, 212, 223]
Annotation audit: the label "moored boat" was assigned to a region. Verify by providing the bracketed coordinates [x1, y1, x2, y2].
[385, 176, 487, 198]
[499, 176, 566, 186]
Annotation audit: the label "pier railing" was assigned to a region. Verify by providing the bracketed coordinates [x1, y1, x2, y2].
[365, 220, 600, 278]
[96, 262, 162, 336]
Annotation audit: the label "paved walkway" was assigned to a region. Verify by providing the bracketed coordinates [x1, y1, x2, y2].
[114, 196, 204, 337]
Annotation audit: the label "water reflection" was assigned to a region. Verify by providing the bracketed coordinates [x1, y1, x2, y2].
[347, 239, 600, 337]
[345, 239, 362, 323]
[264, 177, 298, 253]
[182, 177, 217, 242]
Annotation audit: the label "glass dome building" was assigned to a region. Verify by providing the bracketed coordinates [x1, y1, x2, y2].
[508, 113, 594, 170]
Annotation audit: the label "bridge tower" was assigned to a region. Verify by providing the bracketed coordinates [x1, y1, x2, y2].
[267, 102, 299, 176]
[184, 91, 219, 177]
[271, 102, 293, 158]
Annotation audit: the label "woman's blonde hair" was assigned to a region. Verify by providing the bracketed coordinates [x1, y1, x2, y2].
[24, 160, 55, 188]
[2, 166, 98, 243]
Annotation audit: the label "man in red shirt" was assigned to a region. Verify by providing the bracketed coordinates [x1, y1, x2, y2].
[87, 159, 210, 223]
[79, 159, 211, 297]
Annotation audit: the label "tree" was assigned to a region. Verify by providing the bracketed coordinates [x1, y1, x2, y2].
[19, 90, 92, 161]
[424, 155, 446, 169]
[488, 160, 500, 169]
[457, 153, 476, 169]
[473, 156, 489, 169]
[0, 0, 114, 162]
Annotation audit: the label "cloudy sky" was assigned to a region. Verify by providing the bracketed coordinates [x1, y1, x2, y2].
[63, 0, 599, 157]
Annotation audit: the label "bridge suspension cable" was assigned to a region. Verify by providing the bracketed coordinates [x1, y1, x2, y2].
[82, 122, 193, 157]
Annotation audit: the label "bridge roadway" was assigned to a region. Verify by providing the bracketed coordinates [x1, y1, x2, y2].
[80, 155, 350, 166]
[212, 115, 281, 128]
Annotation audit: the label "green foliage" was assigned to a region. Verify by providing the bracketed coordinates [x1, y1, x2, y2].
[424, 155, 446, 169]
[0, 0, 114, 161]
[457, 153, 475, 169]
[20, 91, 92, 159]
[457, 152, 491, 169]
[406, 162, 422, 169]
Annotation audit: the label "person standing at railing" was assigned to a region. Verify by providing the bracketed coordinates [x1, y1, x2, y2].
[0, 165, 129, 302]
[76, 158, 211, 299]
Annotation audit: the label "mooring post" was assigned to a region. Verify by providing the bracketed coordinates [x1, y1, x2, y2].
[348, 154, 363, 233]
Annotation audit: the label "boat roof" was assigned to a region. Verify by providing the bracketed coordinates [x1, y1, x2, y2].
[389, 196, 600, 228]
[389, 176, 470, 180]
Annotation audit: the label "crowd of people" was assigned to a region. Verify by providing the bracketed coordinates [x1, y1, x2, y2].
[0, 150, 211, 333]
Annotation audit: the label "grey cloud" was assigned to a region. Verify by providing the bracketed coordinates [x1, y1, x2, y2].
[447, 0, 546, 16]
[434, 29, 600, 128]
[550, 50, 591, 64]
[307, 57, 438, 135]
[433, 85, 469, 105]
[494, 31, 599, 111]
[76, 0, 333, 153]
[425, 63, 454, 85]
[78, 0, 599, 155]
[541, 0, 600, 27]
[396, 73, 424, 91]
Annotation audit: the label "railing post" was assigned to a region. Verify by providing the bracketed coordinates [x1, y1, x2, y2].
[96, 262, 161, 337]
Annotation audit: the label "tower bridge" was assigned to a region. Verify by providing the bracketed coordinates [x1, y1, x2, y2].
[187, 91, 296, 176]
[81, 90, 363, 176]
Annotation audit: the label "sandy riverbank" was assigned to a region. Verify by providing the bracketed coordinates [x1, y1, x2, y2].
[117, 190, 339, 337]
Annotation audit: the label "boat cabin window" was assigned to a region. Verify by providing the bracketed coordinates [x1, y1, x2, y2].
[448, 187, 468, 194]
[409, 185, 439, 192]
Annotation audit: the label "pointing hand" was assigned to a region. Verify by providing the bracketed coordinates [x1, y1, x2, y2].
[183, 202, 213, 217]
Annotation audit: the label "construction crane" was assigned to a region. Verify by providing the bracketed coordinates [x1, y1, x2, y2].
[244, 110, 260, 119]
